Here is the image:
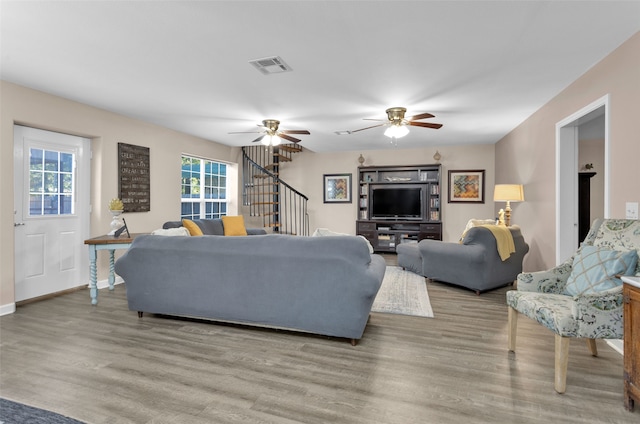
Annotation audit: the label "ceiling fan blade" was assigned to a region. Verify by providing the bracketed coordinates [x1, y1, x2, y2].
[278, 133, 301, 143]
[362, 118, 386, 122]
[251, 135, 266, 143]
[407, 112, 435, 121]
[279, 130, 310, 135]
[408, 121, 443, 129]
[350, 123, 385, 133]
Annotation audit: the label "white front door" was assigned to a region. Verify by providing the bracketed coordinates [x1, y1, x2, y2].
[13, 125, 91, 302]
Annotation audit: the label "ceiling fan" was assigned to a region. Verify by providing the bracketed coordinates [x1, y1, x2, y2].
[351, 107, 442, 139]
[229, 119, 310, 146]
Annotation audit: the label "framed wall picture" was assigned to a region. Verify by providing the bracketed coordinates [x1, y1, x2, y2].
[448, 169, 485, 203]
[323, 173, 352, 203]
[118, 142, 150, 212]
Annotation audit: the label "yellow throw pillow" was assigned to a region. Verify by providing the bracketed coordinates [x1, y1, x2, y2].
[182, 219, 203, 236]
[222, 215, 248, 236]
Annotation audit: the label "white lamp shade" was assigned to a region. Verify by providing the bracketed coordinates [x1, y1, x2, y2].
[494, 184, 524, 202]
[384, 125, 409, 139]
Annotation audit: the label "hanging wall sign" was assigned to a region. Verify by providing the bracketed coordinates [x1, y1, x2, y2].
[118, 142, 150, 212]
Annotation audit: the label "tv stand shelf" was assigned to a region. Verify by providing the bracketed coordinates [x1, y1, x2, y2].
[357, 220, 441, 252]
[356, 164, 442, 252]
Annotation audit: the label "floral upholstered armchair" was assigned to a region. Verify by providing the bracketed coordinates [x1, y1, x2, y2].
[506, 219, 640, 393]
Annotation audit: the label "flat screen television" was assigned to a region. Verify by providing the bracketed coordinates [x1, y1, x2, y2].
[370, 185, 424, 220]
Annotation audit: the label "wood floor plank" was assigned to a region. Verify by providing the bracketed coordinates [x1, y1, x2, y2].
[1, 257, 637, 423]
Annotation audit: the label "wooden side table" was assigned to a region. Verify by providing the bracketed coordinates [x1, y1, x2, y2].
[84, 233, 145, 305]
[622, 276, 640, 411]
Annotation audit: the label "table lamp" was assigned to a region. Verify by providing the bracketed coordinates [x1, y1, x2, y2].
[494, 184, 524, 227]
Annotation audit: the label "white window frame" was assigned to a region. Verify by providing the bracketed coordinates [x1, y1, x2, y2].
[181, 154, 229, 220]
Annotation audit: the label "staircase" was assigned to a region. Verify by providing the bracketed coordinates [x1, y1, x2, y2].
[242, 145, 309, 236]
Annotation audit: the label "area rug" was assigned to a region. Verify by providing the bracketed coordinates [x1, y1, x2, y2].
[371, 266, 434, 317]
[0, 398, 85, 424]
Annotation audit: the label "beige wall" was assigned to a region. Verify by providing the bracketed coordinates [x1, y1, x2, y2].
[495, 32, 640, 271]
[0, 81, 237, 309]
[280, 144, 496, 242]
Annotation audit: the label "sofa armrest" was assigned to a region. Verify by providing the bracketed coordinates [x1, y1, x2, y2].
[572, 285, 624, 338]
[419, 239, 486, 265]
[418, 240, 487, 283]
[247, 228, 267, 235]
[516, 256, 573, 294]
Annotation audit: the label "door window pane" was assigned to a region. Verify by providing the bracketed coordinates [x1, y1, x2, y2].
[30, 149, 43, 170]
[44, 150, 59, 171]
[60, 153, 73, 172]
[29, 148, 75, 216]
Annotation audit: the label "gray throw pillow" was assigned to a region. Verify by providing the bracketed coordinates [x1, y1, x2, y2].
[195, 219, 224, 235]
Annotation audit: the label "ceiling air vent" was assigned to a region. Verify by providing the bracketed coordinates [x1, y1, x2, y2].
[249, 56, 292, 75]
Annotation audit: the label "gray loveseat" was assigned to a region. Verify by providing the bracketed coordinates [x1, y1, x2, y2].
[114, 234, 386, 343]
[397, 226, 529, 294]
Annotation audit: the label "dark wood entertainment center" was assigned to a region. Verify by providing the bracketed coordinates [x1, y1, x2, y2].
[356, 164, 442, 252]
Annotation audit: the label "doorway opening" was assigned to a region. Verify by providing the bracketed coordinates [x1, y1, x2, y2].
[555, 95, 609, 264]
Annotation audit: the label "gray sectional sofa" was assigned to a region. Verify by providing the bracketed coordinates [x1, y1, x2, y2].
[114, 233, 386, 343]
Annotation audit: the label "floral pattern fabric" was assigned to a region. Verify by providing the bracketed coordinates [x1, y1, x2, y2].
[507, 219, 639, 339]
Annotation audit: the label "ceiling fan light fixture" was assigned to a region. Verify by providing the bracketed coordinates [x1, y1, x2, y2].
[350, 107, 441, 137]
[230, 118, 308, 145]
[262, 134, 281, 146]
[384, 124, 409, 139]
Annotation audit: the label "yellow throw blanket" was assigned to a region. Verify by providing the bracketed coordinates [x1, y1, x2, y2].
[478, 225, 515, 261]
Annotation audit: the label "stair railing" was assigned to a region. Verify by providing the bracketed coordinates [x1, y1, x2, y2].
[242, 146, 309, 236]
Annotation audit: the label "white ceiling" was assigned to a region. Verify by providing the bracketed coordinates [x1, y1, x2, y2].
[1, 1, 638, 152]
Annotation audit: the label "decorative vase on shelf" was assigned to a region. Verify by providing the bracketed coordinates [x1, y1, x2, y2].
[108, 210, 124, 235]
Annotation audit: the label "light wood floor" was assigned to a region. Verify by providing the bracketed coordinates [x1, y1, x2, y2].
[1, 257, 637, 423]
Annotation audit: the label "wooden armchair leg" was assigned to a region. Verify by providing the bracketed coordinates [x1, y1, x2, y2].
[586, 338, 598, 356]
[508, 306, 518, 352]
[555, 334, 570, 394]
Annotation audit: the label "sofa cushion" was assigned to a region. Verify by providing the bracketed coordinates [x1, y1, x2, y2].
[196, 218, 224, 235]
[151, 227, 190, 237]
[565, 246, 638, 296]
[222, 216, 248, 236]
[182, 219, 204, 236]
[163, 218, 262, 235]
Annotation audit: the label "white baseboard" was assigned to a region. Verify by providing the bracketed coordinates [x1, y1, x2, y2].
[606, 339, 624, 356]
[0, 302, 16, 316]
[0, 278, 123, 316]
